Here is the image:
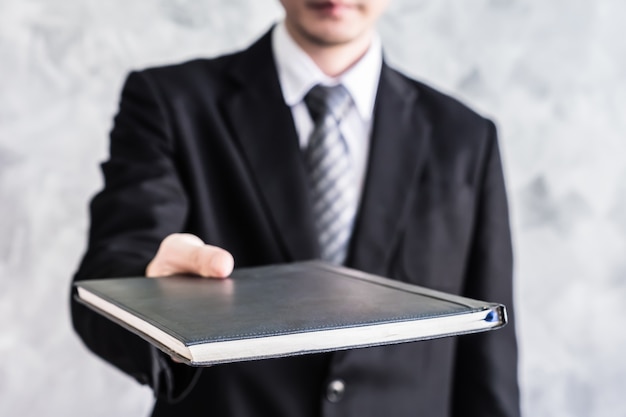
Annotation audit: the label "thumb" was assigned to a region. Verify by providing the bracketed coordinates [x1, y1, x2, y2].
[146, 233, 234, 278]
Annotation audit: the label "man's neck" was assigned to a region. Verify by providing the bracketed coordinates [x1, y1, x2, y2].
[285, 26, 374, 78]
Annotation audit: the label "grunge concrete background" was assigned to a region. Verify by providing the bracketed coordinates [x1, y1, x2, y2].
[1, 1, 625, 416]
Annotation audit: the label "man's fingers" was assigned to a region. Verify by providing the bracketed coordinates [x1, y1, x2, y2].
[194, 244, 234, 278]
[146, 233, 234, 278]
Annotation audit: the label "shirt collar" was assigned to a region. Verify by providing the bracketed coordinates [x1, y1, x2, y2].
[272, 21, 382, 121]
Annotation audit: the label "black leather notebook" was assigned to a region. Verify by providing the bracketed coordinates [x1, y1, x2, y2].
[75, 261, 507, 366]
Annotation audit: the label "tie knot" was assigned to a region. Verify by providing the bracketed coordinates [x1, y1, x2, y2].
[304, 84, 351, 124]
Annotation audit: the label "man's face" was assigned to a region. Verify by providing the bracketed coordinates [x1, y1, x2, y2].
[280, 0, 391, 48]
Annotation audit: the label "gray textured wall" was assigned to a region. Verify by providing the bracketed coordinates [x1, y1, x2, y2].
[1, 1, 624, 416]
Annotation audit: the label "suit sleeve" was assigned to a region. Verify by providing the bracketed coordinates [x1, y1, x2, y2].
[451, 121, 521, 417]
[70, 70, 200, 402]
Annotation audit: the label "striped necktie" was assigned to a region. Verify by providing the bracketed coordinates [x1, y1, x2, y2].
[303, 84, 358, 264]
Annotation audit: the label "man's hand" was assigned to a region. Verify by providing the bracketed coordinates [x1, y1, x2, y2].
[146, 233, 234, 278]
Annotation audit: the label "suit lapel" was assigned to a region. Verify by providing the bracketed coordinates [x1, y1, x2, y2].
[220, 32, 318, 261]
[348, 64, 432, 275]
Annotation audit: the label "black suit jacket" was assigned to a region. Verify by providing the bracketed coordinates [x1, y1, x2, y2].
[72, 30, 520, 417]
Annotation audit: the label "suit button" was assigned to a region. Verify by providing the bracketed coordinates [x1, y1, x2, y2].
[326, 379, 345, 403]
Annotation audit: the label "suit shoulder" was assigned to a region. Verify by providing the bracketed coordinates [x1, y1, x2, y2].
[383, 66, 498, 165]
[129, 51, 241, 91]
[390, 67, 493, 131]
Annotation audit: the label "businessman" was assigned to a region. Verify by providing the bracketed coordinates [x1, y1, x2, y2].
[72, 0, 521, 416]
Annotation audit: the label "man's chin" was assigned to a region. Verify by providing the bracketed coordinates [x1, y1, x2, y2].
[301, 25, 364, 47]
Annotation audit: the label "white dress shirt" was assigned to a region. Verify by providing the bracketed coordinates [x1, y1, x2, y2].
[271, 21, 383, 198]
